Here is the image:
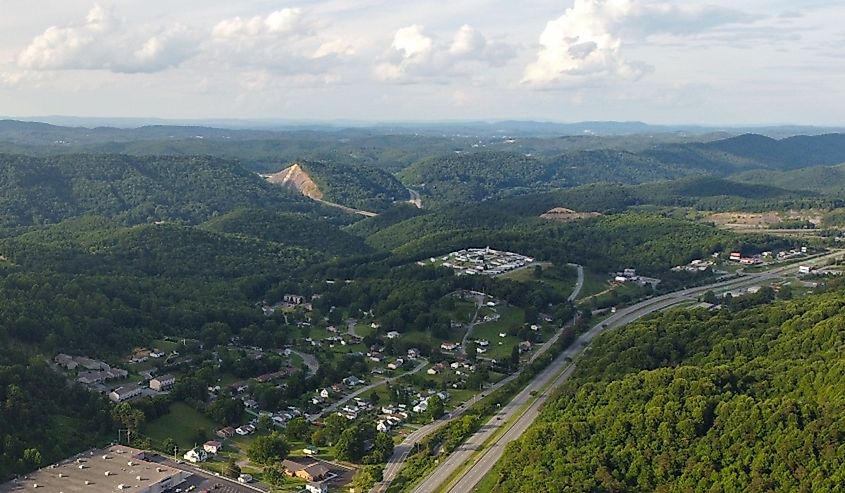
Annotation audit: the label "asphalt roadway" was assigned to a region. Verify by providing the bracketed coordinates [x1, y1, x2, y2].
[413, 251, 843, 493]
[371, 264, 588, 493]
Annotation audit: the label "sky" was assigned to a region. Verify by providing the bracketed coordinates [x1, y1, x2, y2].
[0, 0, 843, 125]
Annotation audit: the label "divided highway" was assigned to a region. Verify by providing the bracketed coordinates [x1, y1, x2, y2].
[410, 251, 843, 493]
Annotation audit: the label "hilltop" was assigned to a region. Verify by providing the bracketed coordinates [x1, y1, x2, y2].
[0, 153, 335, 230]
[264, 160, 408, 213]
[266, 163, 324, 200]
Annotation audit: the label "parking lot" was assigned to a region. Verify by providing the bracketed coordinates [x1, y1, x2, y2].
[167, 473, 259, 493]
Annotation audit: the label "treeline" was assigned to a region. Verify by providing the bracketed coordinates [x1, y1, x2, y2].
[0, 347, 115, 481]
[297, 160, 409, 212]
[398, 133, 845, 208]
[492, 290, 845, 491]
[0, 153, 337, 230]
[367, 209, 794, 277]
[201, 208, 372, 257]
[1, 220, 320, 278]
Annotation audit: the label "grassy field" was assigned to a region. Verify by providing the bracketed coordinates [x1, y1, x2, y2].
[499, 262, 552, 282]
[450, 300, 478, 323]
[472, 306, 525, 361]
[142, 402, 219, 450]
[577, 269, 609, 299]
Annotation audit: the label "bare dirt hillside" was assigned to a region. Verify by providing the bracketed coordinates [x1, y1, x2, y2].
[265, 163, 323, 200]
[540, 207, 602, 222]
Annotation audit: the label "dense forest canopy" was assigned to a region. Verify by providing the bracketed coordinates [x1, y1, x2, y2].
[0, 153, 334, 229]
[493, 293, 845, 491]
[0, 124, 844, 486]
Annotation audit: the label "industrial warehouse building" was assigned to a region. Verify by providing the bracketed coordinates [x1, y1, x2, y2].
[0, 445, 189, 493]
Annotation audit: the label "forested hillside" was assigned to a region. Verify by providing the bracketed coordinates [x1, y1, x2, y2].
[0, 348, 114, 479]
[732, 163, 845, 195]
[367, 208, 791, 277]
[0, 153, 327, 229]
[492, 291, 845, 491]
[399, 134, 845, 207]
[2, 220, 323, 278]
[290, 160, 409, 212]
[202, 208, 372, 257]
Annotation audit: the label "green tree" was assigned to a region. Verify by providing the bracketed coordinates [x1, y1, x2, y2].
[352, 465, 384, 492]
[285, 417, 311, 442]
[223, 459, 241, 479]
[257, 414, 273, 431]
[111, 402, 145, 432]
[162, 438, 179, 457]
[427, 396, 444, 422]
[334, 427, 364, 462]
[247, 431, 290, 465]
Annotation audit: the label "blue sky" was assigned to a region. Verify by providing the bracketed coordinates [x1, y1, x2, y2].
[0, 0, 843, 124]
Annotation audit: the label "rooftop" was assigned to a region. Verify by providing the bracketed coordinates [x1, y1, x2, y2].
[0, 445, 186, 493]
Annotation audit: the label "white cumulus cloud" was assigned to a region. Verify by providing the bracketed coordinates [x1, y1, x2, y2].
[523, 0, 758, 85]
[212, 8, 308, 39]
[376, 24, 515, 82]
[16, 4, 197, 74]
[209, 8, 354, 75]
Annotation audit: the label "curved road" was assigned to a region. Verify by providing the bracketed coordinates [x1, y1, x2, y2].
[411, 251, 843, 493]
[408, 189, 423, 209]
[373, 267, 587, 493]
[568, 263, 585, 302]
[290, 350, 320, 375]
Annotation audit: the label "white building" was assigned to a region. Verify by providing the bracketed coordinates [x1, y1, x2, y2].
[149, 374, 176, 391]
[109, 384, 143, 403]
[182, 447, 208, 463]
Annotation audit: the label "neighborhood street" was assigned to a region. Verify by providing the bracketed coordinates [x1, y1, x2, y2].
[407, 251, 843, 493]
[372, 268, 586, 493]
[309, 359, 429, 422]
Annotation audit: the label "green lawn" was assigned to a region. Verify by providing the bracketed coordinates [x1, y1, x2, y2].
[152, 339, 180, 353]
[449, 300, 478, 323]
[577, 269, 609, 299]
[499, 262, 552, 282]
[471, 307, 525, 361]
[142, 402, 219, 450]
[354, 323, 375, 338]
[473, 306, 525, 339]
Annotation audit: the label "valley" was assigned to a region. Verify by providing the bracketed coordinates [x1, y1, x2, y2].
[0, 121, 844, 493]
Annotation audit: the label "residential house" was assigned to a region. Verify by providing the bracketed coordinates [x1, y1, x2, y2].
[54, 354, 78, 370]
[306, 483, 328, 493]
[149, 374, 176, 391]
[183, 447, 208, 463]
[203, 440, 222, 455]
[440, 341, 460, 351]
[413, 400, 428, 413]
[386, 331, 400, 339]
[109, 384, 143, 403]
[343, 375, 363, 387]
[76, 357, 109, 371]
[284, 294, 305, 304]
[216, 427, 236, 438]
[407, 348, 420, 360]
[235, 424, 256, 435]
[319, 388, 330, 399]
[129, 348, 151, 363]
[282, 459, 331, 482]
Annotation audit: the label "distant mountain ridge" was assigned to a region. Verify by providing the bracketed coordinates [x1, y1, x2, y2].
[400, 133, 845, 206]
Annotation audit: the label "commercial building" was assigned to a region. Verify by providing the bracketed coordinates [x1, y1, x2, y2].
[0, 445, 188, 493]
